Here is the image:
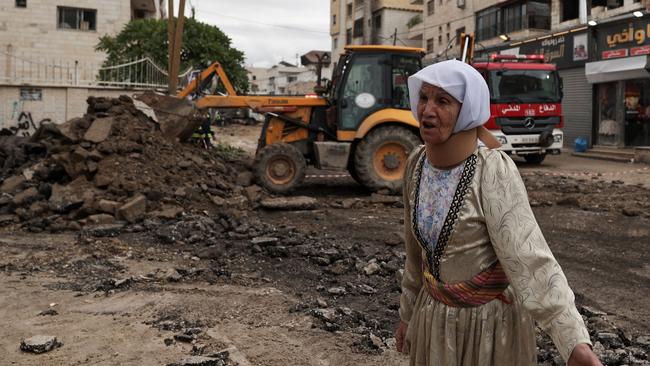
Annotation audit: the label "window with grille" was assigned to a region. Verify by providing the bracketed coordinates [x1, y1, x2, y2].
[16, 0, 26, 7]
[427, 0, 434, 15]
[353, 18, 364, 37]
[57, 7, 97, 31]
[426, 38, 434, 53]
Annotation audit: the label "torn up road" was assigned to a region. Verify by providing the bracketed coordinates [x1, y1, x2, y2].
[1, 97, 649, 365]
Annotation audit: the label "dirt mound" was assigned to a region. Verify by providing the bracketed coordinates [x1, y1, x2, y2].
[0, 96, 260, 232]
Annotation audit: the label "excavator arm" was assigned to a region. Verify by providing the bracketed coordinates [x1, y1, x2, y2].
[176, 61, 237, 99]
[459, 32, 475, 64]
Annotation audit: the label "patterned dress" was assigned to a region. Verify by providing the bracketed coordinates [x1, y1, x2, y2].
[399, 146, 591, 366]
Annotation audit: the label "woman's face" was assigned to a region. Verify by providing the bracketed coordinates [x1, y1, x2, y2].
[417, 83, 461, 146]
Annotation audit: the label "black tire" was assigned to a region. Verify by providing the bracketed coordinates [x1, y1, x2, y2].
[347, 160, 363, 185]
[254, 143, 306, 194]
[353, 126, 421, 192]
[524, 153, 546, 164]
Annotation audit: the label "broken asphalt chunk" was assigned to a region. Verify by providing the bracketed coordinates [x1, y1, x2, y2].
[260, 196, 317, 210]
[20, 335, 62, 354]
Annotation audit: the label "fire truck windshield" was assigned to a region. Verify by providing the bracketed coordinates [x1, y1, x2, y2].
[488, 69, 561, 104]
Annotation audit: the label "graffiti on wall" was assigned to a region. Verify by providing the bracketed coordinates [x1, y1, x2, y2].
[0, 101, 52, 137]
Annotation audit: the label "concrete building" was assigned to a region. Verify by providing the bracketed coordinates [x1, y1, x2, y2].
[0, 0, 162, 135]
[247, 51, 334, 95]
[330, 0, 423, 63]
[0, 0, 161, 67]
[407, 0, 478, 62]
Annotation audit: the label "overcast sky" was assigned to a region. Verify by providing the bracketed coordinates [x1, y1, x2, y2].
[176, 0, 331, 68]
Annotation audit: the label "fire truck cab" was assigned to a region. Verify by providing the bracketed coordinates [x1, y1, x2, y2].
[473, 54, 564, 164]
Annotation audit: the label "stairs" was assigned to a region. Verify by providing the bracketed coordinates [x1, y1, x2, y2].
[571, 146, 636, 163]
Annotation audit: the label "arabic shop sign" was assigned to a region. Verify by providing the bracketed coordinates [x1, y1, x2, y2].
[597, 19, 650, 60]
[486, 30, 588, 69]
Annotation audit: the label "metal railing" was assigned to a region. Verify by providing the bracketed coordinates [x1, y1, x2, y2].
[0, 51, 192, 89]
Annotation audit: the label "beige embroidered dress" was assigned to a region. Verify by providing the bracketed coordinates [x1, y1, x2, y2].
[399, 146, 591, 366]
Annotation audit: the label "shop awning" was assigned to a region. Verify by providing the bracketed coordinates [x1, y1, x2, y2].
[585, 55, 650, 83]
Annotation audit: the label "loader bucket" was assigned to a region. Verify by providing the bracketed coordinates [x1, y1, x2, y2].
[134, 91, 201, 142]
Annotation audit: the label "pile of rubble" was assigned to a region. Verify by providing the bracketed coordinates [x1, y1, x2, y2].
[0, 96, 259, 232]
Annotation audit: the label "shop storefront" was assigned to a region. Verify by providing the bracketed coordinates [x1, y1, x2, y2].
[586, 18, 650, 147]
[478, 28, 593, 148]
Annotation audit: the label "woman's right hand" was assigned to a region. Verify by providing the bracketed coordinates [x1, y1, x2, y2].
[395, 320, 408, 353]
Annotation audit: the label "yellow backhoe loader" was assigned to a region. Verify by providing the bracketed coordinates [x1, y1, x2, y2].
[145, 45, 425, 194]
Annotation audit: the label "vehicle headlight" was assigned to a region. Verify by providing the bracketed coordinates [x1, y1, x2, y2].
[496, 136, 508, 145]
[553, 134, 562, 143]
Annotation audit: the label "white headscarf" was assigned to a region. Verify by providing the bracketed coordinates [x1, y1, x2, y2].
[407, 60, 490, 133]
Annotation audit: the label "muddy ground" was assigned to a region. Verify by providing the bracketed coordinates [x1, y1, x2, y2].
[1, 122, 649, 366]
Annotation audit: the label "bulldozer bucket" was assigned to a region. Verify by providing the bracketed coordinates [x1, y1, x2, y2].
[134, 91, 201, 142]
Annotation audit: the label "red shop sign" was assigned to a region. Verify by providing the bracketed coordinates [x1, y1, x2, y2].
[631, 45, 650, 56]
[602, 49, 629, 59]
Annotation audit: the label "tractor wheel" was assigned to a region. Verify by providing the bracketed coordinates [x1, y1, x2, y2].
[524, 153, 546, 165]
[353, 126, 421, 192]
[254, 143, 306, 194]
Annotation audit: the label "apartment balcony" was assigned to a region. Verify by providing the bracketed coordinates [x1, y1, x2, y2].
[406, 14, 423, 41]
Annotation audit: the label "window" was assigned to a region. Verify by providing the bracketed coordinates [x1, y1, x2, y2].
[561, 0, 578, 21]
[373, 14, 381, 29]
[16, 0, 26, 7]
[133, 9, 146, 19]
[333, 37, 338, 50]
[606, 0, 623, 8]
[346, 28, 352, 43]
[457, 0, 466, 8]
[57, 7, 96, 31]
[476, 7, 498, 41]
[353, 18, 364, 37]
[332, 14, 336, 25]
[287, 76, 297, 83]
[438, 35, 442, 44]
[446, 32, 450, 42]
[347, 3, 352, 17]
[502, 2, 523, 34]
[426, 38, 434, 53]
[528, 0, 550, 30]
[391, 55, 420, 109]
[427, 0, 434, 15]
[446, 23, 450, 30]
[252, 75, 257, 81]
[476, 1, 549, 41]
[455, 26, 465, 45]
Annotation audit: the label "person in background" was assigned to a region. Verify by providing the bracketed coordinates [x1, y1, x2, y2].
[395, 60, 601, 366]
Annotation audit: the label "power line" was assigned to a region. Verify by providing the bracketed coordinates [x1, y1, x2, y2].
[194, 9, 330, 34]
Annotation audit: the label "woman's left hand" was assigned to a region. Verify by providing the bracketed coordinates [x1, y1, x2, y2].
[567, 344, 602, 366]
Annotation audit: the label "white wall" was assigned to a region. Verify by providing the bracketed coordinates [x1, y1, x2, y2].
[0, 85, 134, 136]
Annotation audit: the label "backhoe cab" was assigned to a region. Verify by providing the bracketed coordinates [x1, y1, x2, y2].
[174, 45, 425, 194]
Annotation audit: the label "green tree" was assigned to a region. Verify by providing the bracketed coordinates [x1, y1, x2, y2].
[96, 18, 248, 92]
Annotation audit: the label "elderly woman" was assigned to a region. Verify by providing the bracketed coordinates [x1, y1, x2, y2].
[394, 60, 601, 366]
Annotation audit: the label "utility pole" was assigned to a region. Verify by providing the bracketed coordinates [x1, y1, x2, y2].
[167, 0, 174, 94]
[167, 0, 186, 94]
[393, 28, 397, 46]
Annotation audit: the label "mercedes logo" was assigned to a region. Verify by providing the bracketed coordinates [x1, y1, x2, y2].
[524, 117, 536, 129]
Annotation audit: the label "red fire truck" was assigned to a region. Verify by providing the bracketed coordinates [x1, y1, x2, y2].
[472, 54, 564, 164]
